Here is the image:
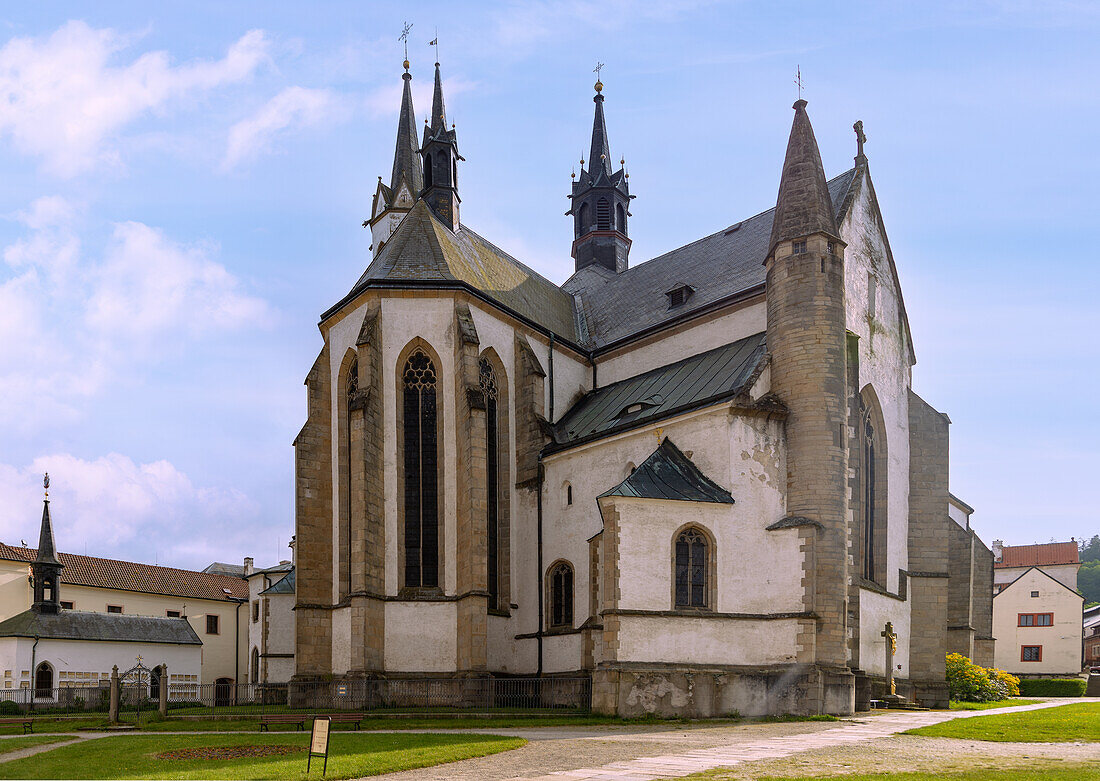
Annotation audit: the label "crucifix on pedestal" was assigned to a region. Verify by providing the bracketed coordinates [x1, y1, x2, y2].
[881, 622, 898, 697]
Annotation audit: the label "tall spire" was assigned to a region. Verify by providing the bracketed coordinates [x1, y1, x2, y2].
[430, 61, 446, 133]
[32, 473, 63, 614]
[390, 61, 424, 195]
[588, 81, 611, 175]
[768, 99, 839, 256]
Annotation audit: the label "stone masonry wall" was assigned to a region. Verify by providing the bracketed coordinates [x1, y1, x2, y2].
[294, 347, 334, 677]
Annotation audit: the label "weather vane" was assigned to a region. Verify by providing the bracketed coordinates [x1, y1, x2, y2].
[43, 472, 49, 499]
[594, 61, 604, 81]
[429, 28, 439, 64]
[399, 21, 413, 62]
[795, 65, 804, 100]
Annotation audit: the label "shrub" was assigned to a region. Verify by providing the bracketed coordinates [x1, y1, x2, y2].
[1018, 678, 1086, 697]
[0, 700, 20, 715]
[946, 653, 1019, 702]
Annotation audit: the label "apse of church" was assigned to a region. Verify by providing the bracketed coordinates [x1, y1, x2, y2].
[292, 57, 990, 717]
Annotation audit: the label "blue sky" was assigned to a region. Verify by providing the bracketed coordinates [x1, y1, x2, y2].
[0, 1, 1097, 569]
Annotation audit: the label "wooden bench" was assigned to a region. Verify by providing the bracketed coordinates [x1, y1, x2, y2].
[0, 717, 34, 734]
[258, 714, 307, 732]
[326, 713, 366, 730]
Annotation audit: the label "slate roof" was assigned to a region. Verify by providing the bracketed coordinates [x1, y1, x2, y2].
[0, 609, 203, 645]
[564, 170, 857, 348]
[35, 500, 61, 567]
[260, 567, 295, 595]
[330, 200, 579, 341]
[0, 545, 247, 601]
[598, 439, 734, 504]
[203, 562, 245, 577]
[995, 542, 1079, 569]
[550, 331, 767, 450]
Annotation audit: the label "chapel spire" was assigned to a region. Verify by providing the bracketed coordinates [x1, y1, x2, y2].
[32, 473, 63, 614]
[568, 72, 633, 274]
[420, 59, 463, 231]
[391, 60, 424, 196]
[767, 99, 840, 256]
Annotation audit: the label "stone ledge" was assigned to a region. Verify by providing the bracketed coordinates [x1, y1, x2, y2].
[767, 515, 823, 531]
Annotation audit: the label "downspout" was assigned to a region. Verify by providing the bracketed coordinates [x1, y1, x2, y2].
[30, 635, 39, 712]
[536, 456, 544, 676]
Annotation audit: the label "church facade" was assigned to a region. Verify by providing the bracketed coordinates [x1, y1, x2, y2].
[292, 59, 990, 716]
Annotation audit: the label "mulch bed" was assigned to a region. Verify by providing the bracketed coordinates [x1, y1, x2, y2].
[156, 745, 305, 761]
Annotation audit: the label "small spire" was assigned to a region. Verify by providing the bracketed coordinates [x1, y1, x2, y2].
[768, 99, 839, 256]
[588, 76, 611, 175]
[430, 61, 447, 132]
[35, 476, 62, 567]
[390, 61, 423, 194]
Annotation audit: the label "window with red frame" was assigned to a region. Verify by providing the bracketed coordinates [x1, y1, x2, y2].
[1021, 645, 1042, 662]
[1018, 613, 1053, 627]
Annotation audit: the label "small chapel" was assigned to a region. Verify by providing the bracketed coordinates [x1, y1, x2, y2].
[291, 56, 994, 716]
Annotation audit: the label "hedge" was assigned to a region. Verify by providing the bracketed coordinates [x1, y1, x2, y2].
[1018, 678, 1086, 697]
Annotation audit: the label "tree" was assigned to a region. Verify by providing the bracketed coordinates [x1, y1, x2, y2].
[1079, 535, 1100, 563]
[1079, 560, 1100, 606]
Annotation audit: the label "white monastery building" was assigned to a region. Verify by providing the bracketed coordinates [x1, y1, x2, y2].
[291, 59, 994, 716]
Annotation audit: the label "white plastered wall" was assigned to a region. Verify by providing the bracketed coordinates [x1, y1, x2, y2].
[995, 564, 1078, 592]
[993, 568, 1084, 675]
[384, 602, 457, 672]
[858, 589, 911, 678]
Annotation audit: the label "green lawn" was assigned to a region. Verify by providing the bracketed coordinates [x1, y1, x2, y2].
[906, 703, 1100, 742]
[948, 698, 1042, 710]
[740, 768, 1100, 780]
[0, 736, 75, 755]
[0, 732, 526, 780]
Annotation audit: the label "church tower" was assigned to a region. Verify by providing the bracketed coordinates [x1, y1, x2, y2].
[31, 474, 63, 615]
[420, 61, 463, 231]
[568, 76, 632, 273]
[764, 99, 853, 710]
[367, 59, 423, 257]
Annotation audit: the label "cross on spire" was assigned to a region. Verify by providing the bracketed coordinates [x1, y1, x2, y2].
[399, 21, 413, 62]
[593, 61, 604, 80]
[854, 120, 867, 161]
[794, 65, 804, 100]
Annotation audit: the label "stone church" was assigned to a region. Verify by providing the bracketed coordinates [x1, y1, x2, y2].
[292, 57, 993, 716]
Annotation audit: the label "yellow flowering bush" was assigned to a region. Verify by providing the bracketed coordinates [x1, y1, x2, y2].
[946, 652, 1019, 702]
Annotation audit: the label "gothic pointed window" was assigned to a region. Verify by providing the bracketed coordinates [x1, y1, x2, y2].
[578, 202, 591, 234]
[34, 662, 52, 698]
[862, 404, 877, 582]
[675, 528, 709, 609]
[403, 350, 439, 588]
[480, 358, 499, 609]
[340, 359, 358, 599]
[549, 561, 574, 628]
[596, 198, 611, 230]
[616, 203, 626, 233]
[424, 153, 434, 188]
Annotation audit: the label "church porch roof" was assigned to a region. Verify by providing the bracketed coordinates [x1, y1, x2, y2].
[598, 438, 734, 504]
[0, 609, 203, 645]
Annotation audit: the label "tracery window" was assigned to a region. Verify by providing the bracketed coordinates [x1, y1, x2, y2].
[403, 350, 439, 588]
[424, 152, 434, 188]
[480, 358, 499, 609]
[675, 528, 709, 609]
[342, 359, 358, 598]
[862, 404, 877, 582]
[549, 561, 574, 628]
[616, 203, 626, 232]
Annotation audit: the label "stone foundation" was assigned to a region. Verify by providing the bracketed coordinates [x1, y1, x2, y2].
[593, 664, 855, 718]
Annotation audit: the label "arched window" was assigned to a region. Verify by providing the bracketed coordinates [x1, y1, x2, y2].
[564, 483, 573, 506]
[424, 152, 434, 188]
[675, 528, 709, 609]
[341, 359, 358, 598]
[862, 405, 876, 582]
[480, 358, 500, 609]
[578, 202, 590, 233]
[251, 648, 260, 684]
[596, 198, 611, 230]
[403, 350, 439, 588]
[34, 662, 52, 698]
[549, 561, 574, 628]
[616, 203, 626, 232]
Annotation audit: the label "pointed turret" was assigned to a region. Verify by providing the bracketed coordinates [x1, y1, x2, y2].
[420, 60, 463, 231]
[32, 474, 63, 614]
[367, 60, 425, 257]
[767, 99, 840, 257]
[568, 78, 633, 274]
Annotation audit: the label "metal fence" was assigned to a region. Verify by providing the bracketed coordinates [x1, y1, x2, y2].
[169, 677, 591, 716]
[0, 685, 110, 715]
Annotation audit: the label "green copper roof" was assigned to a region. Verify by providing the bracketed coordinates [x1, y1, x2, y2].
[259, 567, 295, 595]
[599, 438, 734, 504]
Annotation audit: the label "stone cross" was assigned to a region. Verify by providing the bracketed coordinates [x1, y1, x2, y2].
[854, 120, 867, 159]
[881, 622, 897, 695]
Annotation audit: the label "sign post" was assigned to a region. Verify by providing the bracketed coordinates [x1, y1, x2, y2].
[307, 716, 331, 775]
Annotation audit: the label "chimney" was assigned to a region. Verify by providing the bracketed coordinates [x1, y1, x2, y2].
[992, 540, 1003, 563]
[243, 556, 254, 576]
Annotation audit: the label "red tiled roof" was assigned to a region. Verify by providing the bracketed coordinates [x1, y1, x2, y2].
[995, 542, 1079, 569]
[0, 544, 247, 601]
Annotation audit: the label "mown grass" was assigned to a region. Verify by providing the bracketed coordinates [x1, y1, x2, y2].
[948, 698, 1041, 710]
[906, 702, 1100, 742]
[718, 767, 1100, 780]
[0, 735, 75, 754]
[0, 732, 525, 780]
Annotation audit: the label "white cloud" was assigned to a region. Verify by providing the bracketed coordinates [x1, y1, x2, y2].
[0, 21, 269, 176]
[0, 453, 259, 568]
[364, 75, 476, 122]
[224, 86, 336, 169]
[86, 221, 270, 340]
[0, 198, 270, 431]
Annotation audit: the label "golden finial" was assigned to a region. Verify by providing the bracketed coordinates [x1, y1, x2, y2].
[580, 155, 585, 165]
[570, 167, 575, 179]
[43, 472, 49, 499]
[620, 157, 624, 165]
